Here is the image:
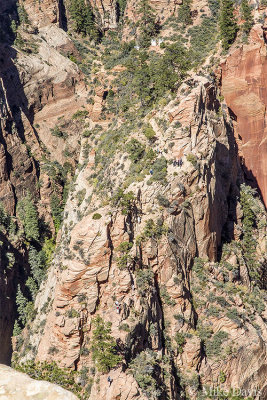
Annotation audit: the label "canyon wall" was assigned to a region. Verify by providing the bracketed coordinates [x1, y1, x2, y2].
[221, 25, 267, 208]
[0, 0, 86, 364]
[1, 0, 267, 399]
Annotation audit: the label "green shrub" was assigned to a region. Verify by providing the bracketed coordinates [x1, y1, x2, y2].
[50, 194, 63, 233]
[177, 0, 192, 26]
[16, 285, 36, 326]
[91, 316, 122, 372]
[78, 293, 87, 303]
[68, 0, 100, 40]
[66, 308, 79, 318]
[206, 305, 220, 317]
[143, 124, 156, 140]
[143, 218, 167, 240]
[137, 0, 159, 48]
[13, 360, 81, 397]
[174, 314, 185, 324]
[196, 323, 213, 341]
[208, 0, 220, 16]
[226, 308, 242, 326]
[160, 286, 176, 306]
[188, 17, 218, 65]
[119, 323, 130, 332]
[0, 203, 11, 229]
[76, 189, 86, 206]
[48, 346, 59, 355]
[205, 331, 228, 357]
[111, 189, 135, 215]
[17, 193, 39, 242]
[186, 153, 197, 167]
[72, 110, 89, 120]
[156, 194, 170, 208]
[13, 320, 22, 337]
[126, 138, 145, 162]
[149, 157, 167, 183]
[192, 258, 206, 281]
[50, 126, 67, 139]
[174, 332, 186, 354]
[117, 241, 133, 269]
[92, 213, 102, 220]
[240, 184, 260, 283]
[130, 350, 162, 398]
[136, 269, 154, 296]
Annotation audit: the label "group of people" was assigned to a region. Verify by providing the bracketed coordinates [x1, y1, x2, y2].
[173, 158, 183, 167]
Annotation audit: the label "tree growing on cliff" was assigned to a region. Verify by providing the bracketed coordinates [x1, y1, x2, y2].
[138, 0, 159, 47]
[68, 0, 100, 41]
[16, 285, 34, 326]
[91, 316, 122, 372]
[241, 0, 253, 36]
[219, 0, 238, 50]
[116, 0, 127, 20]
[17, 193, 39, 242]
[177, 0, 192, 26]
[240, 184, 260, 283]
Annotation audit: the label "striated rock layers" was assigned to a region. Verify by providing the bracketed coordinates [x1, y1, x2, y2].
[0, 0, 86, 364]
[19, 74, 266, 399]
[2, 1, 267, 399]
[221, 24, 267, 208]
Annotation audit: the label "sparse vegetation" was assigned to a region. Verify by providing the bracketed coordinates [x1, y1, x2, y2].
[13, 360, 81, 398]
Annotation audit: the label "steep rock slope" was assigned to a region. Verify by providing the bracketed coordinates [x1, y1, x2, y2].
[0, 364, 78, 400]
[19, 73, 267, 399]
[1, 0, 267, 399]
[0, 0, 86, 364]
[221, 24, 267, 208]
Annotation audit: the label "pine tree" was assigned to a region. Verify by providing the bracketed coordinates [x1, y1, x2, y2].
[241, 0, 253, 35]
[68, 0, 99, 40]
[116, 0, 127, 21]
[138, 0, 159, 48]
[177, 0, 192, 26]
[219, 0, 238, 50]
[17, 193, 39, 242]
[16, 285, 28, 325]
[91, 316, 122, 372]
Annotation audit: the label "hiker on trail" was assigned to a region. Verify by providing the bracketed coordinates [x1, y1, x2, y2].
[107, 376, 113, 386]
[173, 160, 177, 167]
[149, 169, 154, 175]
[137, 215, 141, 224]
[115, 301, 120, 314]
[176, 158, 183, 167]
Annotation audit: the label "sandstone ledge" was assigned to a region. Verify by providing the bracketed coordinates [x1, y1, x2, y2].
[0, 364, 78, 400]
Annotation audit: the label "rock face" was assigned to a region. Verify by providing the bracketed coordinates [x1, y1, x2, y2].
[0, 0, 86, 364]
[221, 25, 267, 207]
[20, 74, 265, 399]
[1, 1, 267, 399]
[0, 364, 78, 399]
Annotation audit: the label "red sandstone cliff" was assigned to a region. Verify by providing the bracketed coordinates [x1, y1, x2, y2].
[1, 1, 267, 399]
[221, 25, 267, 207]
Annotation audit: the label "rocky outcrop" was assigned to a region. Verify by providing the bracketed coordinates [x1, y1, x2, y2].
[18, 74, 257, 399]
[0, 0, 86, 364]
[221, 24, 267, 207]
[0, 364, 78, 399]
[2, 1, 267, 399]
